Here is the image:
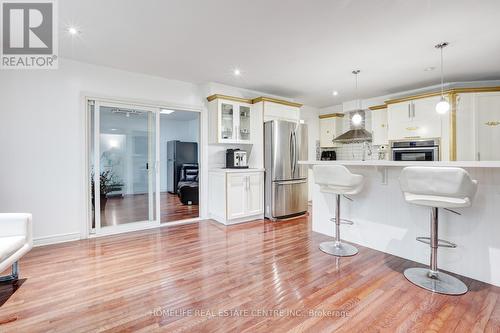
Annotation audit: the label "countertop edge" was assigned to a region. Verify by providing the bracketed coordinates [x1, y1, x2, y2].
[209, 168, 265, 173]
[298, 160, 500, 168]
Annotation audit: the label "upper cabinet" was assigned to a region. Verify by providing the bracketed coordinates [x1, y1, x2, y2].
[319, 114, 343, 147]
[253, 97, 302, 123]
[208, 95, 253, 144]
[370, 107, 388, 145]
[387, 95, 444, 141]
[456, 91, 500, 161]
[207, 94, 300, 147]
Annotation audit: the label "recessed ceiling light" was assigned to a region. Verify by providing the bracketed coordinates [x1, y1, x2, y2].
[424, 66, 436, 72]
[161, 109, 175, 114]
[67, 26, 80, 35]
[332, 90, 339, 96]
[110, 128, 118, 131]
[233, 68, 241, 76]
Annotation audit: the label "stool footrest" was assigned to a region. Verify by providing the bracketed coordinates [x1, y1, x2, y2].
[330, 218, 354, 225]
[416, 237, 457, 248]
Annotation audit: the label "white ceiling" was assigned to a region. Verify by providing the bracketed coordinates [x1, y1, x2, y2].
[60, 0, 500, 108]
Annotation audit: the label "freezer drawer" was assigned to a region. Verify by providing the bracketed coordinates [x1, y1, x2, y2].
[269, 179, 308, 219]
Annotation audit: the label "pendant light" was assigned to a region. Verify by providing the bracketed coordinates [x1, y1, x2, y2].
[435, 42, 450, 114]
[351, 70, 363, 126]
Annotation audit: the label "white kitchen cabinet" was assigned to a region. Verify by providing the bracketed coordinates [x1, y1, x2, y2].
[319, 114, 343, 147]
[475, 92, 500, 160]
[370, 108, 388, 145]
[387, 96, 445, 141]
[456, 92, 500, 161]
[246, 172, 264, 215]
[253, 97, 302, 122]
[226, 173, 247, 219]
[208, 96, 252, 144]
[208, 169, 264, 225]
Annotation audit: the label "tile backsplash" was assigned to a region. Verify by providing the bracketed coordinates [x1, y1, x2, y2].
[321, 143, 388, 161]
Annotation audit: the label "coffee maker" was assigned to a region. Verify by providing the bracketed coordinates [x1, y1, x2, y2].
[226, 149, 248, 168]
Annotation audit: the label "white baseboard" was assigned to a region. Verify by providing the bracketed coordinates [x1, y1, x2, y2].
[33, 232, 81, 247]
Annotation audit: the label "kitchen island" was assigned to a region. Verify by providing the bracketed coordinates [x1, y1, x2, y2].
[299, 160, 500, 287]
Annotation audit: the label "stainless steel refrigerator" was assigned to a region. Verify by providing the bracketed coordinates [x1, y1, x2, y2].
[264, 120, 308, 220]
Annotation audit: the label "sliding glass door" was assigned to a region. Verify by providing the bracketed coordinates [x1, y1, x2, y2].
[89, 100, 159, 234]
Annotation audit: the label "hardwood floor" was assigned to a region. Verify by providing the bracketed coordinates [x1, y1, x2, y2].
[1, 215, 499, 332]
[99, 192, 198, 226]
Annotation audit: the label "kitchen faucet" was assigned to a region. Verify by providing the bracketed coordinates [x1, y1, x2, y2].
[362, 141, 372, 161]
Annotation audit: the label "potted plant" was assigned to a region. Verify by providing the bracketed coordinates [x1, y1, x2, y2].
[91, 170, 124, 211]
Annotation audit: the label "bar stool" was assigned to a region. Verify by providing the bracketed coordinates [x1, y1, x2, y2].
[399, 166, 477, 295]
[313, 165, 364, 256]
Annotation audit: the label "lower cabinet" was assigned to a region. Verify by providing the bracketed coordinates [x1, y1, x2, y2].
[209, 169, 264, 225]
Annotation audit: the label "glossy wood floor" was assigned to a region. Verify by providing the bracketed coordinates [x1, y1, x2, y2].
[99, 192, 199, 226]
[1, 215, 499, 332]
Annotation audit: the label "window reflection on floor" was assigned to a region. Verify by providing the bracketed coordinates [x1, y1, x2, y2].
[96, 192, 199, 227]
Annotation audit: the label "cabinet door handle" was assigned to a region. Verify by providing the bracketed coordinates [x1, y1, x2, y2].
[485, 121, 500, 126]
[412, 102, 415, 118]
[408, 104, 411, 119]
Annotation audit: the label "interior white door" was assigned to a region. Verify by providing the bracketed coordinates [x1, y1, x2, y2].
[226, 173, 247, 219]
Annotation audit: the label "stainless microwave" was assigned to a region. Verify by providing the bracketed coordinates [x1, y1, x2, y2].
[391, 139, 439, 161]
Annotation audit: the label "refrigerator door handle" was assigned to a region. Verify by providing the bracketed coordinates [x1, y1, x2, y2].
[275, 179, 307, 185]
[291, 130, 295, 176]
[289, 131, 294, 175]
[293, 130, 298, 176]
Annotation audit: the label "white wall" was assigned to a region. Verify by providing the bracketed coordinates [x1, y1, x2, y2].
[0, 59, 203, 244]
[0, 60, 318, 245]
[299, 105, 320, 201]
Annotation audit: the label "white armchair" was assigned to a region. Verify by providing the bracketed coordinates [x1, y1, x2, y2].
[0, 213, 33, 282]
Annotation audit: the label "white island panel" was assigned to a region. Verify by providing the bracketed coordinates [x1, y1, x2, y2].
[307, 161, 500, 287]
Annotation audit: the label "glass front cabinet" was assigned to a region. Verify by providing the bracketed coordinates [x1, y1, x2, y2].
[208, 96, 252, 144]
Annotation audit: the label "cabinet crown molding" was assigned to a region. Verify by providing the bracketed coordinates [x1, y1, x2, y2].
[385, 86, 500, 105]
[207, 94, 303, 108]
[251, 97, 302, 108]
[206, 94, 253, 104]
[368, 105, 387, 110]
[319, 113, 345, 119]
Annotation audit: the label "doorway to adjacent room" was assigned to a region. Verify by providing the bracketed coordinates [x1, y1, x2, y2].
[87, 99, 200, 236]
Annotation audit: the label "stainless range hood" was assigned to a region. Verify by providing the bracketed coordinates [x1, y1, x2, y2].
[333, 127, 372, 143]
[334, 70, 373, 143]
[333, 110, 372, 143]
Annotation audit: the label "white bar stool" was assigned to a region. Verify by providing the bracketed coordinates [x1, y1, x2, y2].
[399, 166, 477, 295]
[313, 165, 364, 257]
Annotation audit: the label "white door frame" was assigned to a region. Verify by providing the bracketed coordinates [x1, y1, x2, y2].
[83, 94, 204, 239]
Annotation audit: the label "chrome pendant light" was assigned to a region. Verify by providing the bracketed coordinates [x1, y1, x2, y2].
[435, 42, 450, 114]
[333, 70, 372, 143]
[351, 70, 363, 125]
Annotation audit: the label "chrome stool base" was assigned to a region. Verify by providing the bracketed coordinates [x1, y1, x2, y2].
[404, 267, 468, 295]
[319, 241, 358, 257]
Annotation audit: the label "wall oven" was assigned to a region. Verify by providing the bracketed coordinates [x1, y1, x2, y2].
[391, 139, 439, 161]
